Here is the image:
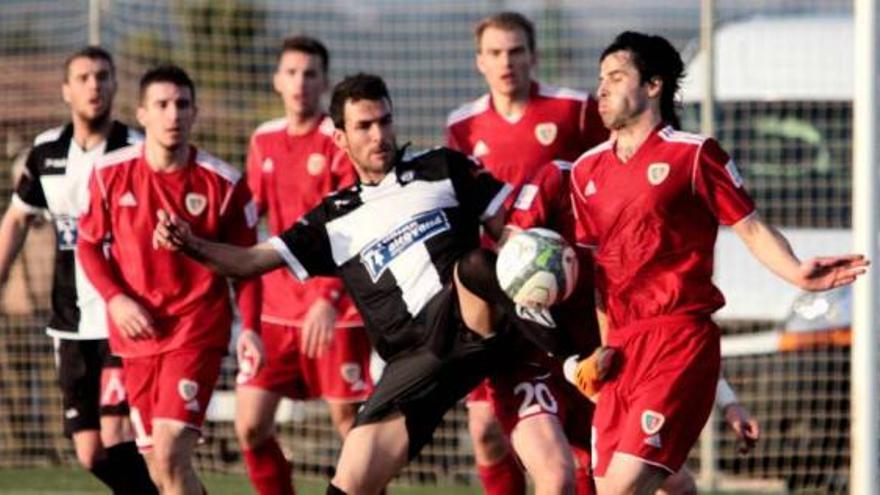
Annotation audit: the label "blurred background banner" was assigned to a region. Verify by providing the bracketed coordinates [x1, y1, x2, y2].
[0, 1, 865, 493]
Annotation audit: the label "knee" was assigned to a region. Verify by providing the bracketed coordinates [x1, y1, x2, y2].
[534, 464, 574, 494]
[235, 415, 272, 450]
[657, 470, 697, 495]
[76, 449, 102, 470]
[468, 407, 504, 447]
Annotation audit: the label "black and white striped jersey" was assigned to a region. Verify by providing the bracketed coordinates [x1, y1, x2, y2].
[269, 147, 512, 360]
[13, 121, 141, 339]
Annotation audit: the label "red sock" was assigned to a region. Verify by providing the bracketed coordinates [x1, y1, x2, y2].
[477, 452, 526, 495]
[243, 437, 295, 495]
[575, 465, 596, 495]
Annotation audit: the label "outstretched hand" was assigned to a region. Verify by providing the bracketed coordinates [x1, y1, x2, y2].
[722, 402, 760, 454]
[796, 254, 869, 291]
[153, 209, 192, 251]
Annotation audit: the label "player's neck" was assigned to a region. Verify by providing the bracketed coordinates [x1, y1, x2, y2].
[71, 114, 112, 151]
[144, 140, 190, 172]
[285, 109, 323, 136]
[491, 88, 528, 122]
[614, 112, 662, 163]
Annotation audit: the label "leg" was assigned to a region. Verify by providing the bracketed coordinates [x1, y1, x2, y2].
[655, 467, 696, 495]
[148, 421, 203, 495]
[330, 415, 409, 495]
[596, 453, 669, 495]
[235, 385, 293, 495]
[468, 401, 525, 495]
[511, 415, 576, 495]
[327, 401, 359, 438]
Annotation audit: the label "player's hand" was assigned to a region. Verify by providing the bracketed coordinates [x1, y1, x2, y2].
[722, 402, 760, 454]
[564, 346, 620, 402]
[796, 254, 869, 291]
[153, 209, 192, 250]
[302, 298, 337, 359]
[108, 294, 156, 340]
[236, 329, 265, 384]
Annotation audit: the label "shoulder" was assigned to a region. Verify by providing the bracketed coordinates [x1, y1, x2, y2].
[194, 148, 242, 184]
[446, 94, 491, 128]
[318, 115, 336, 137]
[253, 117, 287, 137]
[32, 125, 68, 147]
[572, 140, 613, 171]
[535, 83, 587, 103]
[95, 143, 141, 171]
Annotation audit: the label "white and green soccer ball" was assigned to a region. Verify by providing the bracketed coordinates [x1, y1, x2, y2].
[496, 227, 579, 309]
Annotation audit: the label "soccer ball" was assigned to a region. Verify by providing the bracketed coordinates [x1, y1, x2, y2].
[496, 228, 578, 309]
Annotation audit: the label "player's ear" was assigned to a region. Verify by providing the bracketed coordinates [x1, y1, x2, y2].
[61, 81, 72, 105]
[332, 128, 348, 152]
[136, 105, 148, 128]
[272, 70, 282, 95]
[646, 76, 663, 99]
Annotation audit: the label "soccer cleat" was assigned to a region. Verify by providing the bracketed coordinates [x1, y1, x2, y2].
[564, 346, 619, 402]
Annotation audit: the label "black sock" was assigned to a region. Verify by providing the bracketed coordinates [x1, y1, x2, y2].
[327, 482, 349, 494]
[88, 453, 119, 492]
[103, 441, 158, 495]
[456, 248, 571, 357]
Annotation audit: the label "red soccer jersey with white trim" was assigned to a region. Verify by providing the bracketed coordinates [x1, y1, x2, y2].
[446, 81, 607, 187]
[507, 160, 600, 354]
[570, 125, 756, 330]
[246, 115, 361, 327]
[78, 144, 259, 357]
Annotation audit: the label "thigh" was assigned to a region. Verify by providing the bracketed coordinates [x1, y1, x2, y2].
[332, 415, 409, 495]
[510, 414, 574, 480]
[598, 452, 669, 495]
[55, 338, 102, 436]
[234, 385, 283, 432]
[122, 354, 159, 451]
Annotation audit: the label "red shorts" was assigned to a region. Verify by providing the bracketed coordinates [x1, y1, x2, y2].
[123, 347, 225, 452]
[489, 359, 593, 453]
[592, 315, 720, 477]
[237, 322, 373, 402]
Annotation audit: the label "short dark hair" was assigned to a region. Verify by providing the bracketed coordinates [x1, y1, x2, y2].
[139, 64, 196, 104]
[475, 11, 536, 54]
[329, 73, 391, 129]
[64, 46, 115, 81]
[279, 35, 330, 74]
[601, 31, 685, 129]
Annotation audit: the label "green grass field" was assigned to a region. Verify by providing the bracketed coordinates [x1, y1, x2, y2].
[0, 467, 482, 495]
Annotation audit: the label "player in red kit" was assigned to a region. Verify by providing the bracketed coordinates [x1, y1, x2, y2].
[77, 65, 264, 495]
[446, 12, 606, 495]
[569, 32, 867, 494]
[236, 36, 373, 495]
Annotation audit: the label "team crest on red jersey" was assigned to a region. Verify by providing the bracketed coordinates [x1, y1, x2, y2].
[185, 193, 207, 216]
[641, 410, 665, 435]
[534, 122, 558, 146]
[647, 162, 671, 185]
[307, 153, 327, 176]
[178, 379, 199, 402]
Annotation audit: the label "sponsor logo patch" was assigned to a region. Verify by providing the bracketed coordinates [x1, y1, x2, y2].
[399, 170, 415, 183]
[641, 410, 666, 435]
[360, 209, 451, 282]
[54, 214, 78, 251]
[119, 191, 137, 207]
[306, 153, 326, 176]
[644, 433, 662, 448]
[647, 162, 670, 185]
[535, 123, 558, 146]
[725, 160, 745, 188]
[473, 140, 490, 157]
[584, 180, 597, 197]
[185, 193, 207, 216]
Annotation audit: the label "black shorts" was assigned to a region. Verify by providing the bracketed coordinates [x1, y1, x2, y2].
[354, 284, 510, 459]
[54, 338, 128, 436]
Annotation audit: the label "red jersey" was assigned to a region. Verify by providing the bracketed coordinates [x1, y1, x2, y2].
[446, 81, 607, 187]
[246, 115, 361, 327]
[570, 125, 755, 330]
[77, 144, 260, 358]
[507, 160, 600, 355]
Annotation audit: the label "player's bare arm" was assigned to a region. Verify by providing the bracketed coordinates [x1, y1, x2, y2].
[731, 213, 868, 291]
[154, 210, 284, 279]
[0, 206, 36, 286]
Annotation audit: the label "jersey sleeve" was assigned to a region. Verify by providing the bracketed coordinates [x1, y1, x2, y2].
[579, 95, 610, 151]
[12, 148, 48, 213]
[445, 124, 465, 152]
[507, 162, 562, 231]
[244, 135, 267, 216]
[268, 205, 337, 281]
[76, 169, 125, 302]
[219, 179, 261, 332]
[692, 138, 756, 226]
[445, 149, 512, 221]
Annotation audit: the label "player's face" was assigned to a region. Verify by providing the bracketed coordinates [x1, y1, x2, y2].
[596, 50, 660, 130]
[62, 56, 116, 126]
[137, 82, 197, 151]
[334, 98, 396, 182]
[476, 27, 535, 99]
[273, 50, 328, 118]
